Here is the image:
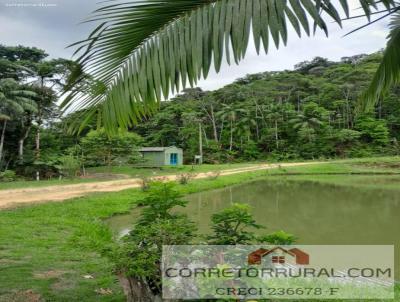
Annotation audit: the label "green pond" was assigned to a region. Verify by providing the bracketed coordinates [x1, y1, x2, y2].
[106, 176, 400, 278]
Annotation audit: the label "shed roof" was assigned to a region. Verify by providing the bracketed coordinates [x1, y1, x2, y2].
[138, 146, 181, 152]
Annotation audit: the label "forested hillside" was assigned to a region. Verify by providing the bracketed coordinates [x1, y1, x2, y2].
[133, 52, 400, 162]
[1, 46, 400, 178]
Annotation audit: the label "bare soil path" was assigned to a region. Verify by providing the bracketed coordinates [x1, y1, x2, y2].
[0, 162, 322, 209]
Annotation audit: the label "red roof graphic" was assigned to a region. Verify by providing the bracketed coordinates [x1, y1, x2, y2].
[248, 247, 309, 265]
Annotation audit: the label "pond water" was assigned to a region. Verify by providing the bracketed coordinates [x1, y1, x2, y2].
[106, 176, 400, 277]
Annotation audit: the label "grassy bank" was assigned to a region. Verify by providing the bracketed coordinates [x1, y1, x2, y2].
[0, 162, 265, 191]
[86, 162, 262, 176]
[0, 177, 104, 191]
[0, 157, 399, 301]
[0, 168, 275, 301]
[2, 156, 399, 191]
[264, 156, 400, 190]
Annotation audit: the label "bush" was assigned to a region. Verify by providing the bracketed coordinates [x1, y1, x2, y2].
[0, 170, 17, 182]
[208, 203, 263, 245]
[58, 155, 81, 178]
[15, 162, 59, 180]
[260, 230, 297, 245]
[80, 129, 143, 167]
[115, 182, 196, 300]
[241, 140, 261, 160]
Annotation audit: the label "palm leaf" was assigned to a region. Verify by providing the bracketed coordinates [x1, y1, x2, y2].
[2, 98, 25, 114]
[360, 11, 400, 112]
[0, 78, 38, 118]
[0, 114, 11, 121]
[14, 97, 39, 113]
[63, 0, 396, 132]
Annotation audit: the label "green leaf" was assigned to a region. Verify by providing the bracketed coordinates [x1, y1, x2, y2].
[62, 0, 397, 132]
[360, 12, 400, 112]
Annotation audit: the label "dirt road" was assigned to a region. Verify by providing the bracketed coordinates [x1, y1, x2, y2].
[0, 162, 322, 209]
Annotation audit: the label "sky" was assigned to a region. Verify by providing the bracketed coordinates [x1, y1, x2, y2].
[0, 0, 391, 92]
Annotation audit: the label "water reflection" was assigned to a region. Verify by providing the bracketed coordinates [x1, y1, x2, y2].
[106, 177, 400, 278]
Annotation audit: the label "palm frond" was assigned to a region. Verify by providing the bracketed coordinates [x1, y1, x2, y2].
[360, 11, 400, 112]
[0, 114, 11, 121]
[63, 0, 396, 132]
[0, 78, 38, 118]
[10, 90, 38, 98]
[2, 98, 25, 114]
[14, 97, 39, 113]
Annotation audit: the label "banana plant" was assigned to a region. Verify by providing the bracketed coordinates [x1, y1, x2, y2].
[62, 0, 398, 132]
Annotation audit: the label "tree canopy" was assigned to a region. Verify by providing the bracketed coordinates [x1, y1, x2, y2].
[63, 0, 400, 131]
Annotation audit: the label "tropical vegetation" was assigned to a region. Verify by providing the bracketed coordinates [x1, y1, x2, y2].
[63, 0, 400, 131]
[0, 159, 399, 301]
[1, 1, 400, 300]
[128, 52, 400, 162]
[1, 45, 400, 181]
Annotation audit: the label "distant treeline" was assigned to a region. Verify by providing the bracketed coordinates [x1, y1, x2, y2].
[131, 52, 399, 162]
[2, 46, 400, 176]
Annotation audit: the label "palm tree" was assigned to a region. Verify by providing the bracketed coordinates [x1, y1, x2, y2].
[0, 79, 37, 164]
[264, 103, 284, 149]
[26, 60, 64, 160]
[237, 112, 257, 143]
[290, 102, 328, 143]
[219, 104, 246, 151]
[62, 0, 398, 131]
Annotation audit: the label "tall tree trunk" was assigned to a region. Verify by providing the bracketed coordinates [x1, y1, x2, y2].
[35, 127, 40, 159]
[229, 119, 233, 151]
[35, 123, 41, 181]
[200, 102, 219, 143]
[254, 105, 260, 141]
[18, 123, 32, 161]
[343, 87, 351, 129]
[202, 127, 209, 146]
[253, 99, 265, 124]
[198, 122, 203, 164]
[275, 120, 279, 149]
[35, 77, 45, 180]
[18, 140, 24, 160]
[219, 119, 224, 143]
[0, 120, 7, 165]
[210, 104, 219, 143]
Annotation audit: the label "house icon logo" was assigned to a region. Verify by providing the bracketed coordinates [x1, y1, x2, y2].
[248, 247, 309, 265]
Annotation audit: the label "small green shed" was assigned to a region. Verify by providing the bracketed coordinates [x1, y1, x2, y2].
[138, 146, 183, 167]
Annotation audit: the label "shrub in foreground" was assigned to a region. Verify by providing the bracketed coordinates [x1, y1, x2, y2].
[0, 170, 17, 182]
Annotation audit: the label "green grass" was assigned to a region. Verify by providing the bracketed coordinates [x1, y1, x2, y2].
[264, 156, 400, 190]
[2, 156, 399, 191]
[86, 162, 264, 176]
[0, 177, 103, 191]
[268, 156, 400, 175]
[0, 162, 264, 191]
[267, 174, 400, 191]
[0, 168, 275, 301]
[0, 157, 399, 301]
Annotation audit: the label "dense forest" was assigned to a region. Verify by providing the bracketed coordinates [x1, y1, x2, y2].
[1, 45, 399, 179]
[134, 52, 400, 162]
